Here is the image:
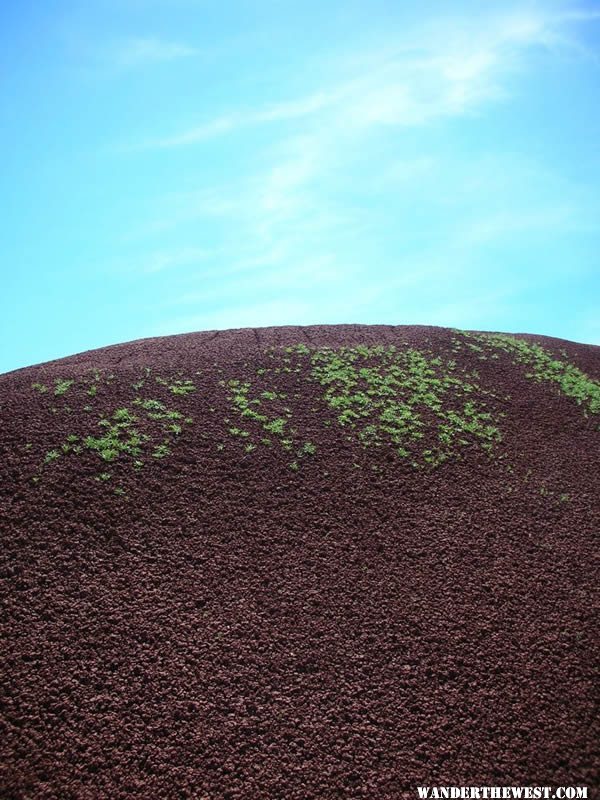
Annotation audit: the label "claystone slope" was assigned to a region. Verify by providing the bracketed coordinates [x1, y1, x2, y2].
[1, 324, 599, 799]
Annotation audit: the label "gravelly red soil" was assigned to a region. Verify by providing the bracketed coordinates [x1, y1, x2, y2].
[1, 324, 599, 799]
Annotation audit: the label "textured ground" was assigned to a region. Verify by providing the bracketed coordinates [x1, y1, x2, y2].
[1, 324, 599, 799]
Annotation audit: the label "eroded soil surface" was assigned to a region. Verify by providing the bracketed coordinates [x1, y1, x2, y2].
[1, 324, 599, 798]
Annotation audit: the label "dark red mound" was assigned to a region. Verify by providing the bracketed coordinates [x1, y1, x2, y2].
[1, 324, 599, 799]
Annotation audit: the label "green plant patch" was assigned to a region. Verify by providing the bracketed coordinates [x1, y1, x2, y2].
[222, 379, 292, 448]
[306, 344, 502, 466]
[222, 342, 503, 469]
[454, 331, 600, 417]
[84, 409, 146, 463]
[37, 371, 197, 479]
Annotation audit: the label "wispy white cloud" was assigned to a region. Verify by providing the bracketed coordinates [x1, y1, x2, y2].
[373, 157, 436, 190]
[144, 90, 346, 149]
[176, 254, 353, 306]
[126, 1, 598, 273]
[558, 9, 600, 22]
[143, 50, 490, 148]
[455, 207, 580, 247]
[105, 36, 197, 70]
[148, 115, 239, 148]
[120, 3, 599, 337]
[138, 246, 210, 273]
[103, 245, 213, 278]
[141, 5, 587, 149]
[155, 276, 385, 337]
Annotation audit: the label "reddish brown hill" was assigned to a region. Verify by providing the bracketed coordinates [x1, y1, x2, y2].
[1, 324, 599, 799]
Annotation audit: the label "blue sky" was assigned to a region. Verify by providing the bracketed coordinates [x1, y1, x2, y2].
[1, 0, 599, 373]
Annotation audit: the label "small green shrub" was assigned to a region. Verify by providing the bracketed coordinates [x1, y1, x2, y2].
[113, 407, 135, 423]
[169, 380, 196, 395]
[264, 418, 286, 436]
[134, 398, 165, 412]
[54, 379, 74, 396]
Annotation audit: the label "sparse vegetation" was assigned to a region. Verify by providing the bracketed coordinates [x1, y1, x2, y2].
[35, 369, 197, 480]
[454, 331, 600, 417]
[221, 341, 503, 469]
[307, 343, 502, 466]
[28, 332, 598, 488]
[84, 409, 145, 462]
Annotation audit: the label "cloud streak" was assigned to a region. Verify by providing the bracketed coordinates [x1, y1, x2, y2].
[105, 36, 197, 70]
[141, 5, 592, 150]
[118, 3, 599, 343]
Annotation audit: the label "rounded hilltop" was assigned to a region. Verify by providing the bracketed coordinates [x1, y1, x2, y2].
[1, 324, 599, 798]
